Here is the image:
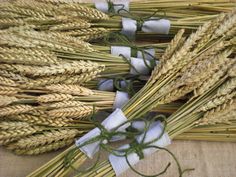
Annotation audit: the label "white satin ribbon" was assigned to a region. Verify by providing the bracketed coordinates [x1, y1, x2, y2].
[95, 0, 129, 13]
[75, 108, 130, 158]
[130, 57, 152, 75]
[111, 46, 131, 58]
[137, 48, 156, 60]
[121, 18, 171, 38]
[98, 79, 129, 91]
[109, 121, 171, 176]
[142, 18, 171, 34]
[111, 46, 156, 60]
[113, 91, 130, 109]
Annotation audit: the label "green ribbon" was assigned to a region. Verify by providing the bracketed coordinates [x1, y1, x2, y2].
[63, 111, 192, 176]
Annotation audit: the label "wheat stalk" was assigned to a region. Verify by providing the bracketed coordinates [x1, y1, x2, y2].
[48, 105, 94, 119]
[0, 96, 18, 107]
[13, 0, 57, 16]
[11, 138, 74, 155]
[150, 21, 212, 82]
[0, 48, 59, 66]
[198, 90, 236, 112]
[197, 98, 236, 125]
[0, 86, 19, 95]
[49, 20, 91, 31]
[228, 63, 236, 77]
[0, 70, 30, 84]
[0, 126, 42, 140]
[0, 137, 18, 145]
[62, 68, 105, 85]
[37, 93, 73, 103]
[7, 129, 80, 149]
[177, 49, 232, 87]
[0, 121, 31, 130]
[47, 100, 86, 109]
[196, 13, 227, 49]
[58, 3, 109, 20]
[159, 29, 185, 65]
[216, 77, 236, 97]
[63, 28, 110, 41]
[9, 113, 75, 127]
[43, 31, 94, 52]
[194, 59, 235, 97]
[1, 4, 46, 18]
[46, 84, 94, 96]
[213, 10, 236, 39]
[0, 105, 34, 117]
[0, 76, 17, 87]
[20, 61, 100, 77]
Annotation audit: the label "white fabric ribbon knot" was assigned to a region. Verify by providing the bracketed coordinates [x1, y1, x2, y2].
[75, 108, 130, 158]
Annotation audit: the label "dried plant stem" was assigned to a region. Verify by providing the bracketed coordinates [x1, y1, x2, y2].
[45, 84, 94, 96]
[7, 129, 81, 149]
[12, 139, 74, 155]
[0, 105, 34, 117]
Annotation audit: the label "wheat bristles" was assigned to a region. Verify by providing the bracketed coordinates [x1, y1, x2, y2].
[160, 85, 194, 104]
[178, 49, 232, 86]
[150, 21, 212, 82]
[198, 90, 236, 112]
[197, 98, 236, 125]
[196, 13, 227, 49]
[194, 59, 235, 97]
[46, 84, 94, 96]
[216, 77, 236, 97]
[228, 63, 236, 77]
[37, 93, 73, 103]
[213, 11, 236, 39]
[0, 105, 34, 117]
[159, 29, 185, 65]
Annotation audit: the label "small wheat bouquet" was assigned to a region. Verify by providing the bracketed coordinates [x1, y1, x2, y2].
[0, 0, 235, 41]
[27, 9, 236, 177]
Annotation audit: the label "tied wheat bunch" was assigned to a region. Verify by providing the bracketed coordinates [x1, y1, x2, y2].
[27, 10, 236, 177]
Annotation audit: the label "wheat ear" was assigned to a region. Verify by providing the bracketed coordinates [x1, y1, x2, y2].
[7, 129, 80, 149]
[12, 139, 74, 155]
[48, 105, 94, 119]
[0, 96, 18, 107]
[46, 84, 94, 96]
[0, 86, 19, 95]
[0, 105, 34, 117]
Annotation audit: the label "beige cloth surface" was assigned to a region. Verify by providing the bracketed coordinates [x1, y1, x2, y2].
[1, 140, 236, 177]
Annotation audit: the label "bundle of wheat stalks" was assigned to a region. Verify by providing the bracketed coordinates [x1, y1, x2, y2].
[25, 9, 236, 177]
[0, 0, 235, 40]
